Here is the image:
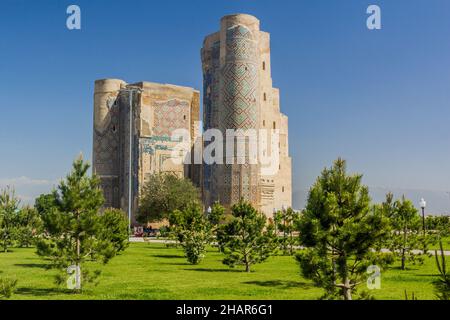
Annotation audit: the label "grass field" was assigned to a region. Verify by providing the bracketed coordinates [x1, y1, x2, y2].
[428, 236, 450, 250]
[0, 242, 446, 300]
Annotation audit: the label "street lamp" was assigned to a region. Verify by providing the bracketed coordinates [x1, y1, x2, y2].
[119, 86, 142, 236]
[419, 198, 426, 236]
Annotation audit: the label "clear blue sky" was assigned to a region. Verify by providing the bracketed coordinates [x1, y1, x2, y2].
[0, 0, 449, 213]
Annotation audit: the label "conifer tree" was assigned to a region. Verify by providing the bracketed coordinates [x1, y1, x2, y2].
[0, 187, 20, 253]
[14, 206, 42, 248]
[274, 207, 299, 255]
[36, 157, 121, 291]
[387, 196, 425, 270]
[218, 200, 277, 272]
[207, 202, 225, 251]
[170, 203, 212, 264]
[0, 188, 19, 298]
[297, 158, 391, 300]
[0, 277, 17, 300]
[207, 202, 225, 231]
[98, 208, 129, 254]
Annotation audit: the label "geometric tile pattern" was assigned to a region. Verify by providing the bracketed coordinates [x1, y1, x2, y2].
[222, 24, 259, 204]
[202, 41, 221, 201]
[200, 16, 292, 216]
[222, 25, 258, 130]
[202, 21, 267, 210]
[222, 62, 258, 129]
[226, 25, 255, 60]
[153, 99, 189, 137]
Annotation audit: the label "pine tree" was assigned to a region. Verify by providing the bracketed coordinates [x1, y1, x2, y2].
[387, 196, 425, 270]
[0, 277, 17, 300]
[0, 187, 20, 253]
[296, 158, 391, 300]
[14, 206, 42, 248]
[370, 193, 395, 252]
[274, 207, 299, 255]
[207, 202, 225, 230]
[35, 193, 57, 217]
[218, 200, 277, 272]
[207, 202, 225, 251]
[98, 208, 129, 254]
[168, 203, 211, 264]
[36, 157, 121, 291]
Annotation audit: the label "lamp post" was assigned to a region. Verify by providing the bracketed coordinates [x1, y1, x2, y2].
[119, 86, 142, 236]
[419, 198, 426, 236]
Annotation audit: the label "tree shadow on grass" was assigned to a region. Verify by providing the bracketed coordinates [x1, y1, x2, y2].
[15, 287, 69, 297]
[14, 263, 51, 269]
[183, 268, 243, 273]
[159, 262, 191, 266]
[243, 280, 312, 289]
[151, 254, 183, 259]
[390, 266, 421, 271]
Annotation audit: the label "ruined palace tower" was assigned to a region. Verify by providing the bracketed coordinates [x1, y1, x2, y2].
[202, 14, 292, 216]
[93, 14, 292, 223]
[93, 79, 200, 224]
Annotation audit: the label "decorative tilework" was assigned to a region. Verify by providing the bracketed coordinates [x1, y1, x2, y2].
[222, 25, 258, 130]
[202, 23, 261, 209]
[153, 99, 190, 137]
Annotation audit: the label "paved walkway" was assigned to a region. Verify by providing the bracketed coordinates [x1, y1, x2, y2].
[129, 237, 450, 256]
[130, 237, 166, 243]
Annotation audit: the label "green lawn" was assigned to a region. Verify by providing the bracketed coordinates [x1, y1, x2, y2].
[428, 236, 450, 250]
[0, 242, 445, 300]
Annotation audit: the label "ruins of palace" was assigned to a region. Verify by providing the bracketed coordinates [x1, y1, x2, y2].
[92, 14, 292, 224]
